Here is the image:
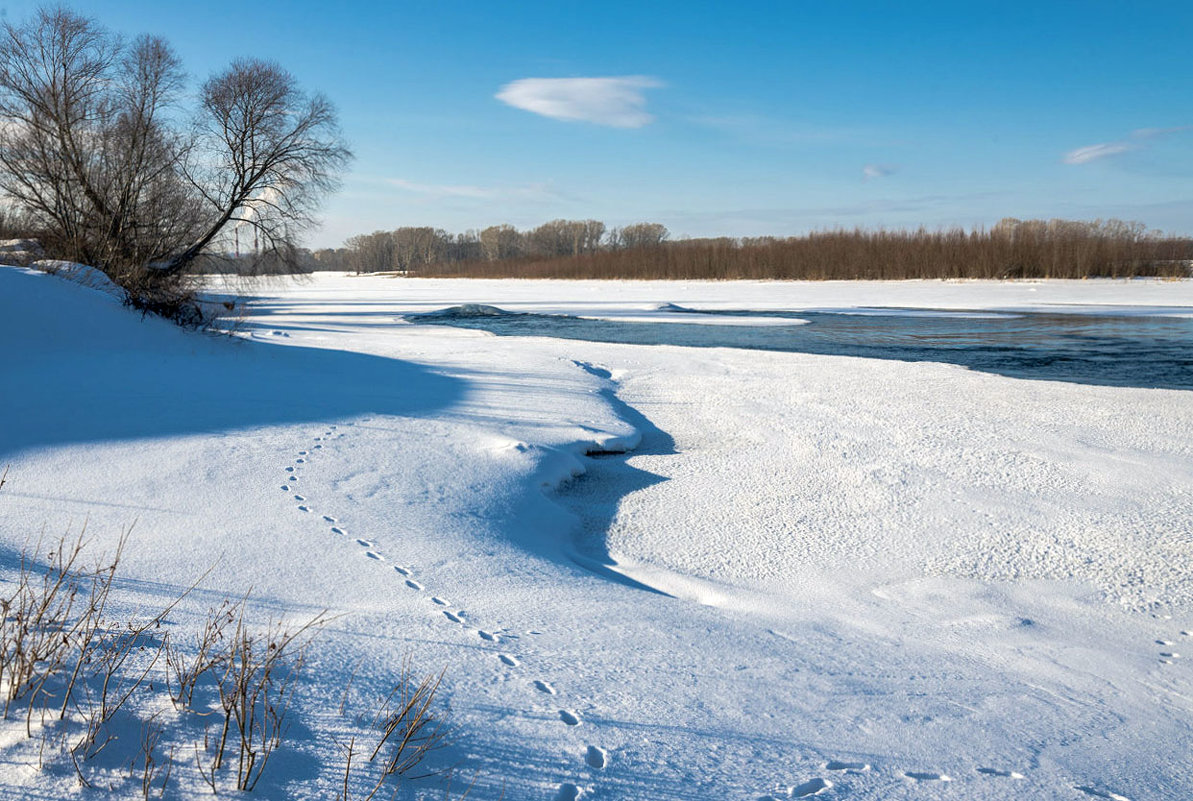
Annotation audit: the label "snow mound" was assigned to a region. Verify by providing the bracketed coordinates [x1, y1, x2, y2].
[30, 259, 125, 301]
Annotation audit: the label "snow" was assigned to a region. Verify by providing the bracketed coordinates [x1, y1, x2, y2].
[2, 269, 1193, 800]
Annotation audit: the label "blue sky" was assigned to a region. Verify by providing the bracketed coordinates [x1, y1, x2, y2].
[15, 1, 1193, 246]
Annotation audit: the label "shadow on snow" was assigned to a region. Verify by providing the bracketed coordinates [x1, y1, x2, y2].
[0, 269, 463, 458]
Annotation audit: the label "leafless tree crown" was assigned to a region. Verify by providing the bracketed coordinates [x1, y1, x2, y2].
[0, 7, 351, 317]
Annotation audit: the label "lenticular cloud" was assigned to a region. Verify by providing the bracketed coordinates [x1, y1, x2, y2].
[496, 76, 662, 128]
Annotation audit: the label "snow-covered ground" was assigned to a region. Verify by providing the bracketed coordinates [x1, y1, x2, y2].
[2, 269, 1192, 800]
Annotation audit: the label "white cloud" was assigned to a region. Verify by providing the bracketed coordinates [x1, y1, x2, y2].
[1062, 142, 1134, 165]
[862, 164, 896, 180]
[496, 76, 663, 128]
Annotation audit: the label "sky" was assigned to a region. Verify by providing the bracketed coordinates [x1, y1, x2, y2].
[9, 1, 1192, 247]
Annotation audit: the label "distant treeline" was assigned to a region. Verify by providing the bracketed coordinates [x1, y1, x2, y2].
[314, 218, 1192, 280]
[309, 220, 668, 274]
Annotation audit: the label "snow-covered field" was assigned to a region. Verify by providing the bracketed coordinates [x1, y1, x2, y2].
[2, 269, 1192, 800]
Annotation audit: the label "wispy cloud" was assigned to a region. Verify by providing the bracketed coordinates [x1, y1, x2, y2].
[1062, 142, 1134, 165]
[1063, 126, 1191, 165]
[496, 76, 663, 128]
[389, 179, 493, 199]
[689, 113, 877, 147]
[862, 164, 896, 180]
[386, 178, 564, 203]
[1132, 125, 1193, 140]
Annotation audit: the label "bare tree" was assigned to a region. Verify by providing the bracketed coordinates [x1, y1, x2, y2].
[0, 10, 193, 276]
[344, 231, 395, 274]
[479, 224, 522, 261]
[611, 222, 669, 250]
[0, 7, 350, 321]
[172, 58, 351, 276]
[391, 226, 447, 271]
[528, 219, 605, 257]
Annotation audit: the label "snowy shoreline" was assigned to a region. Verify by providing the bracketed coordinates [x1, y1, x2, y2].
[3, 268, 1192, 800]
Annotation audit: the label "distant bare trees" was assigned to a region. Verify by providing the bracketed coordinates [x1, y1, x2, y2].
[334, 216, 1191, 280]
[0, 7, 350, 321]
[344, 231, 395, 274]
[479, 224, 522, 261]
[342, 219, 669, 273]
[391, 219, 1190, 280]
[610, 222, 668, 250]
[528, 219, 606, 257]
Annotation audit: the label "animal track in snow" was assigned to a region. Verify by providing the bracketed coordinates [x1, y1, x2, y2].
[1076, 787, 1132, 800]
[554, 783, 581, 801]
[297, 505, 310, 512]
[288, 476, 298, 482]
[443, 610, 463, 623]
[498, 654, 518, 667]
[791, 778, 832, 797]
[281, 485, 290, 491]
[330, 527, 345, 535]
[405, 579, 422, 591]
[323, 515, 336, 522]
[366, 552, 384, 561]
[285, 467, 294, 473]
[584, 745, 606, 769]
[558, 710, 581, 726]
[1159, 652, 1180, 658]
[534, 680, 556, 695]
[977, 768, 1025, 778]
[478, 630, 498, 642]
[298, 450, 308, 456]
[393, 566, 412, 576]
[431, 597, 448, 606]
[296, 458, 305, 463]
[293, 494, 305, 501]
[314, 444, 322, 449]
[904, 772, 951, 782]
[355, 538, 372, 547]
[826, 760, 870, 772]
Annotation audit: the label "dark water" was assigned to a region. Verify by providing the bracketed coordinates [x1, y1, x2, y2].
[412, 304, 1193, 390]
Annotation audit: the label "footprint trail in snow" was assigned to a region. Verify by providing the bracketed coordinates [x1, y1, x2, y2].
[276, 420, 608, 796]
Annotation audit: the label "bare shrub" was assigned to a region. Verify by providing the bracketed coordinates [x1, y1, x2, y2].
[165, 596, 239, 709]
[211, 608, 330, 791]
[337, 657, 450, 801]
[136, 712, 174, 799]
[0, 509, 454, 796]
[0, 527, 123, 723]
[0, 529, 321, 792]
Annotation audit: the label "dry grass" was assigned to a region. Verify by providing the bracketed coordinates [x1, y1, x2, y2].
[0, 522, 453, 795]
